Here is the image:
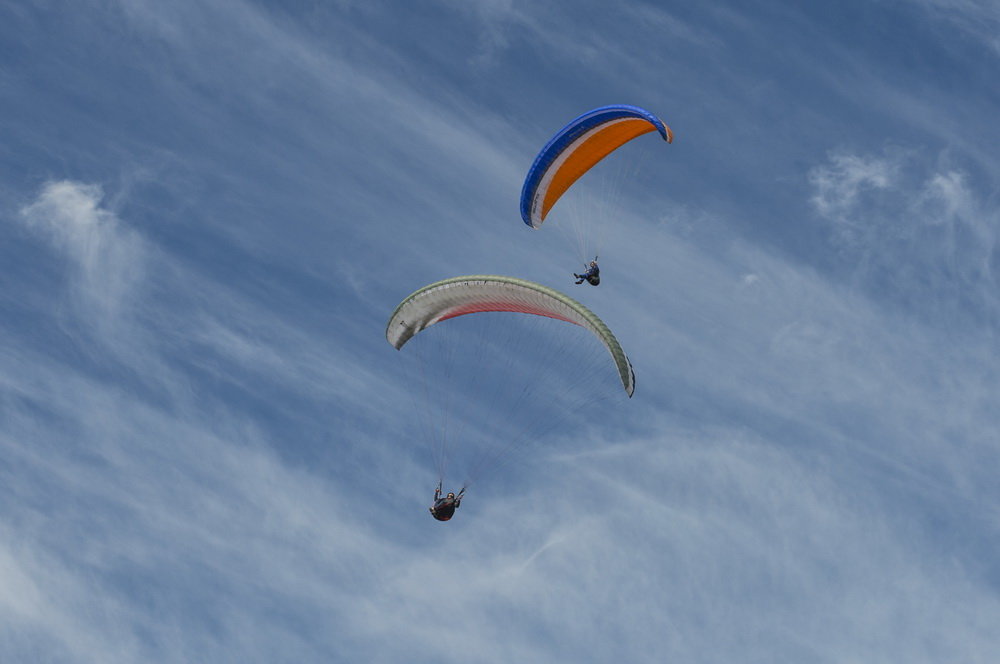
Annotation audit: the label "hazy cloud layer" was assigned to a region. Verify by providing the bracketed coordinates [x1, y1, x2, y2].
[1, 1, 998, 662]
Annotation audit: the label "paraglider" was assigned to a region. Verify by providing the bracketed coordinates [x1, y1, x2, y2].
[520, 104, 672, 279]
[429, 483, 464, 522]
[387, 275, 635, 519]
[574, 260, 600, 286]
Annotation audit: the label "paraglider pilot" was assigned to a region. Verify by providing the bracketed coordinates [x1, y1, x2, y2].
[574, 260, 600, 286]
[429, 482, 464, 521]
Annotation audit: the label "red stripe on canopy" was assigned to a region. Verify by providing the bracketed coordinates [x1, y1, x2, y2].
[437, 300, 579, 326]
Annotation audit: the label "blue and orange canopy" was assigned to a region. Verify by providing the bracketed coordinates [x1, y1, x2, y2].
[520, 105, 672, 229]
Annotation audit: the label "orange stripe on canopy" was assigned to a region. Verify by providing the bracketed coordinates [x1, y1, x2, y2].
[540, 118, 658, 221]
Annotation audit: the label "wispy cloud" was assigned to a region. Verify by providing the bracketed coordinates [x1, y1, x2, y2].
[0, 343, 387, 662]
[915, 0, 1000, 55]
[809, 151, 897, 226]
[807, 149, 999, 325]
[19, 181, 143, 323]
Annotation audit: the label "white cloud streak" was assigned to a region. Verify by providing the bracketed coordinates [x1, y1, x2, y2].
[19, 181, 143, 322]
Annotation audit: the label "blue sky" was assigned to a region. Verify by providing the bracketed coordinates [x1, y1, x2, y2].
[2, 1, 999, 661]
